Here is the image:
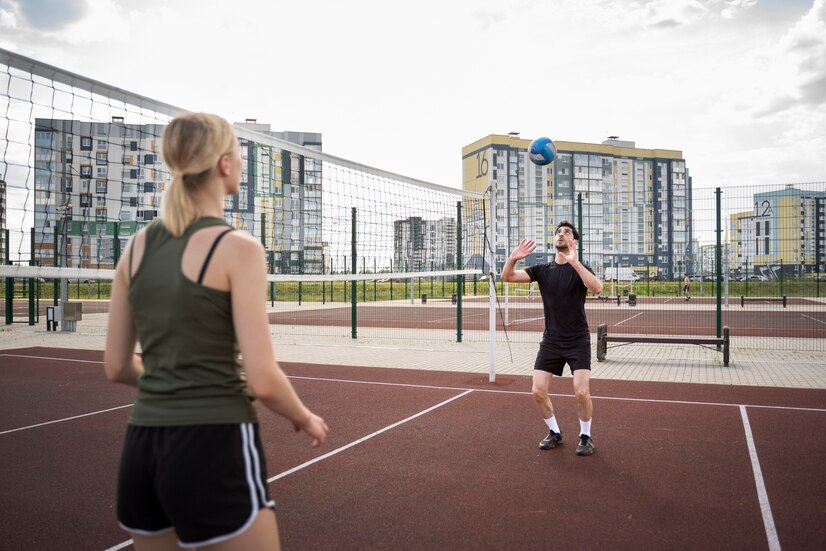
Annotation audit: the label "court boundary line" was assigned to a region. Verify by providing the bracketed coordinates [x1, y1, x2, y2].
[614, 312, 644, 326]
[287, 375, 826, 413]
[739, 405, 781, 551]
[0, 404, 133, 436]
[3, 351, 825, 437]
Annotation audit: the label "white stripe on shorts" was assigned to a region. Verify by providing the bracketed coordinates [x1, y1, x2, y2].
[178, 423, 265, 549]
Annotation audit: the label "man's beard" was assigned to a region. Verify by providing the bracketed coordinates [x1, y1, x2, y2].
[555, 241, 569, 251]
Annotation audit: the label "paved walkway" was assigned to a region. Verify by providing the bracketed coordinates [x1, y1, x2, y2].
[2, 313, 825, 389]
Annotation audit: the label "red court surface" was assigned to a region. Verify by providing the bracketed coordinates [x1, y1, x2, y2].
[1, 347, 825, 550]
[267, 303, 826, 339]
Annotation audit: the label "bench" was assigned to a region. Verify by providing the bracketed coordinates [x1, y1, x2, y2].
[741, 296, 786, 308]
[596, 324, 730, 366]
[587, 295, 638, 306]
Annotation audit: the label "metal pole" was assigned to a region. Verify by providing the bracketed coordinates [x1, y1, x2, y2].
[488, 185, 497, 383]
[714, 188, 723, 338]
[351, 207, 357, 339]
[456, 201, 463, 343]
[4, 229, 11, 325]
[29, 229, 35, 325]
[577, 192, 583, 263]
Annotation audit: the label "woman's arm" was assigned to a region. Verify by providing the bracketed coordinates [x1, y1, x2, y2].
[228, 233, 329, 448]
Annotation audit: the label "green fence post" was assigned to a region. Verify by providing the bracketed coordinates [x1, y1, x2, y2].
[779, 259, 783, 297]
[714, 188, 723, 338]
[577, 193, 583, 263]
[351, 208, 357, 339]
[4, 229, 11, 325]
[53, 225, 59, 306]
[29, 229, 35, 325]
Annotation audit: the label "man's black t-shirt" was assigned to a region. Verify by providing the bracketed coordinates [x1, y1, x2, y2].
[524, 261, 593, 342]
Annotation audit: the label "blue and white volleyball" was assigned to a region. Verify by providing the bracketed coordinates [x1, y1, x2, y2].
[528, 137, 557, 166]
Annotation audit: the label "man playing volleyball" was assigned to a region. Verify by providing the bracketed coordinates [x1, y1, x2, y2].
[502, 221, 604, 456]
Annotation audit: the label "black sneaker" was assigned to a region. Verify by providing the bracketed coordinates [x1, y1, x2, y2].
[576, 435, 595, 456]
[539, 430, 563, 450]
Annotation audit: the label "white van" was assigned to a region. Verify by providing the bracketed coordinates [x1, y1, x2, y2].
[603, 267, 640, 282]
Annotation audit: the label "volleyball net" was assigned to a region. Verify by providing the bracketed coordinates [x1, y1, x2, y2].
[0, 48, 488, 279]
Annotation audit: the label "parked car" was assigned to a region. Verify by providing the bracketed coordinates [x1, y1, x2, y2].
[746, 274, 768, 282]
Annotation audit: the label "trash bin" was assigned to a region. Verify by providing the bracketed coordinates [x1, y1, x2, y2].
[628, 293, 637, 307]
[46, 306, 56, 331]
[421, 294, 427, 304]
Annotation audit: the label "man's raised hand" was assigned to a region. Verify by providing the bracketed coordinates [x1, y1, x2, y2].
[511, 239, 537, 260]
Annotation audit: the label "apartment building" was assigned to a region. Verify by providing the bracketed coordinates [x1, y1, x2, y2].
[462, 134, 691, 280]
[393, 216, 457, 271]
[33, 118, 323, 272]
[729, 186, 826, 279]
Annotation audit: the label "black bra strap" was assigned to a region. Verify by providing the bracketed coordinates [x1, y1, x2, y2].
[128, 237, 135, 282]
[197, 228, 234, 284]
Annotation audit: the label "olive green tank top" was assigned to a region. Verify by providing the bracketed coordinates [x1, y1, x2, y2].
[128, 217, 257, 426]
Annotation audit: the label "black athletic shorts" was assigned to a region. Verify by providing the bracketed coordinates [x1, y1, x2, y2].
[117, 423, 274, 548]
[534, 335, 591, 376]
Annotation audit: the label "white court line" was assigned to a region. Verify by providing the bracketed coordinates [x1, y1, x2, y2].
[801, 314, 826, 325]
[287, 375, 826, 413]
[614, 312, 644, 326]
[508, 316, 544, 326]
[0, 353, 102, 364]
[0, 404, 133, 436]
[268, 389, 473, 482]
[739, 406, 781, 551]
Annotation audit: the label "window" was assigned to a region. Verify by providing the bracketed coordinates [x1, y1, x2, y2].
[96, 153, 107, 165]
[129, 197, 137, 207]
[80, 193, 92, 207]
[80, 165, 92, 178]
[96, 208, 107, 222]
[143, 182, 155, 193]
[61, 178, 73, 193]
[144, 153, 156, 165]
[96, 139, 107, 150]
[95, 167, 107, 178]
[96, 180, 107, 194]
[80, 136, 92, 151]
[63, 151, 73, 164]
[130, 141, 138, 151]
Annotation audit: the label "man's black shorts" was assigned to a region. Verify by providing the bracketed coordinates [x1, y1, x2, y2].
[534, 335, 591, 376]
[117, 423, 274, 548]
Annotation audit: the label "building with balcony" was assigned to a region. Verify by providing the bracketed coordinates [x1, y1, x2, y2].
[462, 134, 691, 280]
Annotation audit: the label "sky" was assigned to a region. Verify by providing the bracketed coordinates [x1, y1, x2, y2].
[1, 0, 824, 198]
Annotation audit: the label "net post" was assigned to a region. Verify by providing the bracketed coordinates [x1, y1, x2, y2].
[351, 207, 357, 339]
[456, 201, 463, 343]
[488, 187, 497, 383]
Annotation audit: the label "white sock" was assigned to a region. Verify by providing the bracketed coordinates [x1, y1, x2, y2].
[579, 419, 592, 437]
[544, 416, 560, 433]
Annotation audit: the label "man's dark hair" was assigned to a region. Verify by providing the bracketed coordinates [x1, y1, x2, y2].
[555, 220, 580, 241]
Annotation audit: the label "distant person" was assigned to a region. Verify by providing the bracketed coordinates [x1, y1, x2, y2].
[684, 274, 691, 301]
[501, 221, 604, 456]
[104, 113, 329, 550]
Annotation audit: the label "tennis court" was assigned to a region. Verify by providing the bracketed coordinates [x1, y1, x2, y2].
[1, 346, 824, 550]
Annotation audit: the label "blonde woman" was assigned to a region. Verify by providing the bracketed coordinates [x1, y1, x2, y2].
[104, 113, 328, 550]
